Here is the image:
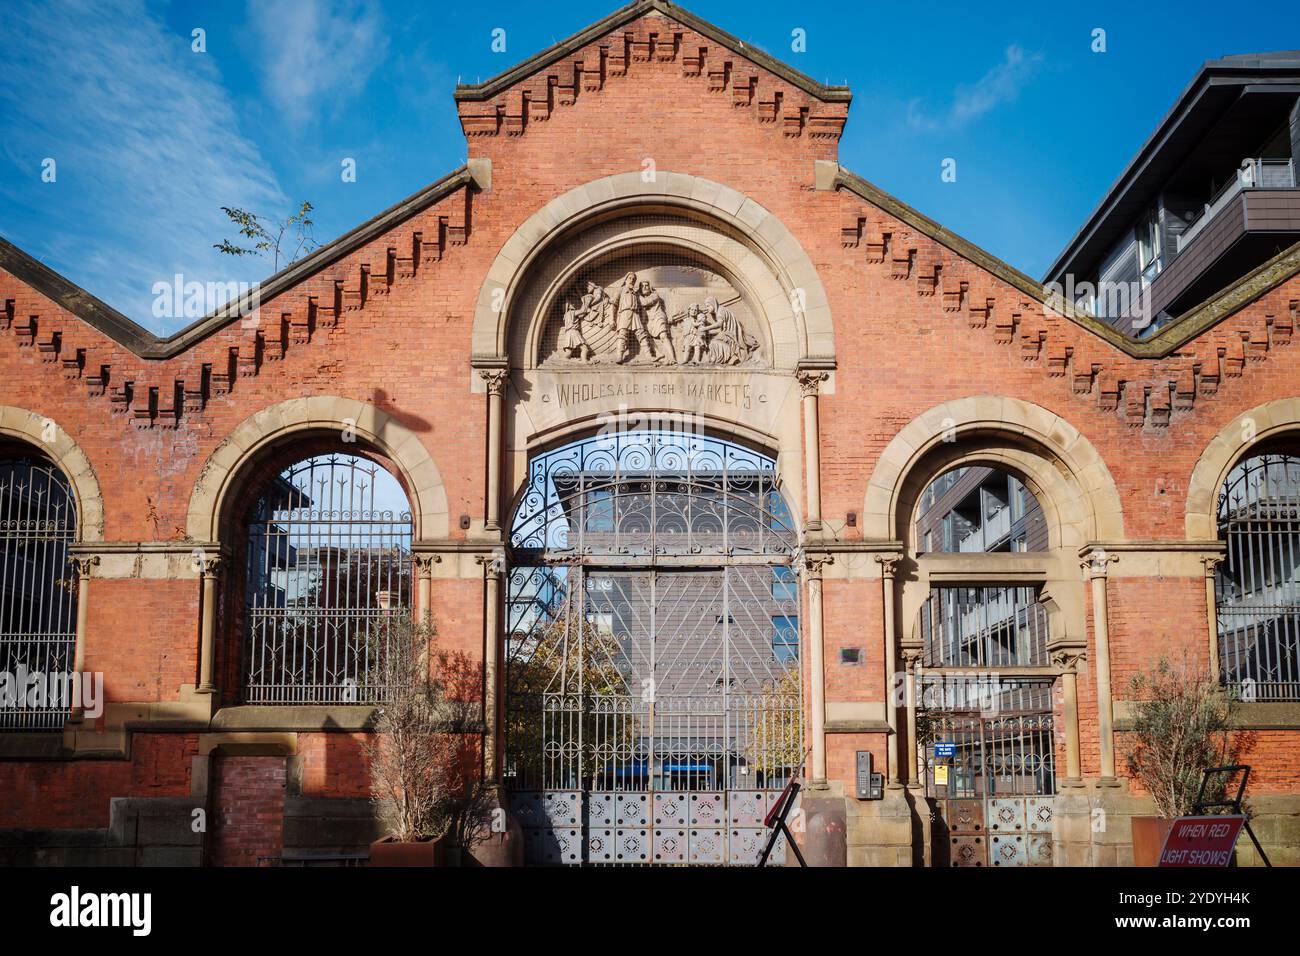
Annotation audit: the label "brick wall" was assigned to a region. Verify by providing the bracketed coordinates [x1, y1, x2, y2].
[208, 755, 286, 867]
[0, 7, 1297, 851]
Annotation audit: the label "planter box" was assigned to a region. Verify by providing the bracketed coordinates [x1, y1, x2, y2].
[1130, 816, 1173, 867]
[368, 835, 446, 867]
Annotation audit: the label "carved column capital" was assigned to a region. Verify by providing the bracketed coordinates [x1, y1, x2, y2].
[479, 369, 510, 396]
[1080, 549, 1117, 579]
[1200, 553, 1226, 577]
[414, 554, 443, 575]
[900, 644, 924, 666]
[197, 553, 223, 576]
[476, 549, 506, 577]
[874, 553, 903, 578]
[1051, 647, 1086, 671]
[795, 369, 829, 397]
[799, 551, 834, 579]
[71, 554, 99, 578]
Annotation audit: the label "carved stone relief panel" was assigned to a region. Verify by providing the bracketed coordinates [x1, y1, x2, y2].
[539, 255, 767, 368]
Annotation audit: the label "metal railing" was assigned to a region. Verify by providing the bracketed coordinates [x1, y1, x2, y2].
[921, 586, 1050, 668]
[508, 431, 797, 560]
[1177, 158, 1297, 255]
[919, 678, 1057, 799]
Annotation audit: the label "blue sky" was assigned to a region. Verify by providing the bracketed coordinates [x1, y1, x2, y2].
[1, 0, 1296, 334]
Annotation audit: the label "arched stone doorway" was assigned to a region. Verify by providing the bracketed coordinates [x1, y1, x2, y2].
[503, 428, 802, 865]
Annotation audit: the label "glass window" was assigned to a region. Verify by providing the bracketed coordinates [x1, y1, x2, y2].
[772, 565, 797, 601]
[772, 615, 799, 663]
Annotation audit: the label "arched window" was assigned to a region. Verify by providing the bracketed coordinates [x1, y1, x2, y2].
[0, 454, 78, 730]
[912, 465, 1057, 867]
[242, 453, 412, 704]
[504, 429, 800, 865]
[916, 466, 1050, 668]
[1216, 452, 1300, 701]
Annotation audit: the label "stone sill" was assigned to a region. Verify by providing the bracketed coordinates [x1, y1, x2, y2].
[1115, 701, 1300, 731]
[825, 720, 892, 734]
[210, 706, 486, 735]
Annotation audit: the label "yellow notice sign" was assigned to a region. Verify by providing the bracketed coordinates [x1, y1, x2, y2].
[934, 765, 949, 786]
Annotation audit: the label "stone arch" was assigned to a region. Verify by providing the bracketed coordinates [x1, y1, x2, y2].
[186, 396, 449, 543]
[470, 171, 836, 367]
[1185, 397, 1300, 539]
[862, 396, 1125, 546]
[0, 404, 104, 541]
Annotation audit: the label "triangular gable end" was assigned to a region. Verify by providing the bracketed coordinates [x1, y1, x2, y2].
[453, 0, 851, 144]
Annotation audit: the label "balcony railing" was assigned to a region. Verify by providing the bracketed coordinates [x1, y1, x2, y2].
[957, 504, 1011, 553]
[1177, 158, 1297, 255]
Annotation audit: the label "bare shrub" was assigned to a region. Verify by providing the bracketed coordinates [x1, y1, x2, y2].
[362, 615, 493, 847]
[1125, 655, 1236, 818]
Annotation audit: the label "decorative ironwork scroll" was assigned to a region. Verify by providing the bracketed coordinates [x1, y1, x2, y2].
[509, 430, 797, 560]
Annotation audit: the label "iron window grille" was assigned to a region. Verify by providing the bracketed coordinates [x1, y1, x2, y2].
[920, 586, 1050, 668]
[243, 454, 413, 704]
[0, 457, 78, 731]
[1216, 453, 1300, 701]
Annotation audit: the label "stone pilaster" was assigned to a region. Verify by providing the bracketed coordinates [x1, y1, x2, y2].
[795, 369, 828, 532]
[479, 369, 509, 534]
[802, 551, 833, 786]
[1081, 549, 1119, 781]
[875, 553, 902, 786]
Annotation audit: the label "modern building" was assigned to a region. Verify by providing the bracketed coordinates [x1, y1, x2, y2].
[0, 1, 1298, 866]
[1046, 52, 1300, 337]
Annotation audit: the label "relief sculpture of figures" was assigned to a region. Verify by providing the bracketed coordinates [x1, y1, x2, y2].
[639, 280, 676, 365]
[544, 265, 764, 368]
[615, 272, 654, 363]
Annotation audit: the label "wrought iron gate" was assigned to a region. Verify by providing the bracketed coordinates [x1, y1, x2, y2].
[921, 677, 1057, 867]
[506, 565, 800, 864]
[504, 429, 801, 865]
[0, 457, 78, 731]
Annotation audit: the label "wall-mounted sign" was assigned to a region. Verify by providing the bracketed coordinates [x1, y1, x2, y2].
[933, 742, 956, 759]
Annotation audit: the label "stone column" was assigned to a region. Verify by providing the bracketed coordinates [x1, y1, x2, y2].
[414, 554, 440, 625]
[197, 554, 223, 694]
[1083, 551, 1118, 780]
[1201, 555, 1224, 684]
[875, 554, 902, 786]
[1052, 648, 1084, 781]
[796, 370, 828, 532]
[478, 549, 505, 784]
[69, 555, 98, 722]
[804, 552, 832, 785]
[901, 645, 923, 787]
[480, 369, 509, 533]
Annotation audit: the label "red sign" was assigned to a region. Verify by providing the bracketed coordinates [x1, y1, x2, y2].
[1157, 815, 1246, 867]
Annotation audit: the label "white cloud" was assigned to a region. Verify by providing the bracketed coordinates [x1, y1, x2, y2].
[0, 0, 286, 333]
[907, 45, 1043, 132]
[247, 0, 387, 125]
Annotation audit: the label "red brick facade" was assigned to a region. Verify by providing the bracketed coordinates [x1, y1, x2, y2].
[0, 1, 1297, 865]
